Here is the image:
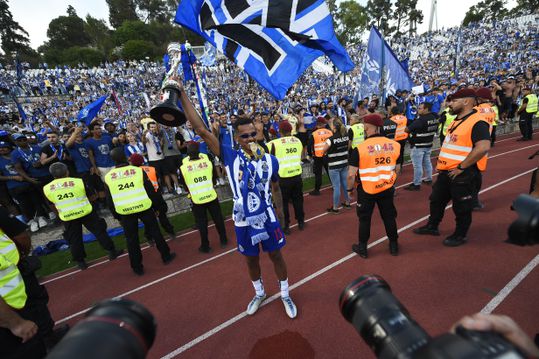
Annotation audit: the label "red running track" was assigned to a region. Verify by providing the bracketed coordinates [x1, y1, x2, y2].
[42, 131, 539, 359]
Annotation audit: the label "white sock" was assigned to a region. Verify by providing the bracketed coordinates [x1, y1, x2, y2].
[279, 279, 289, 298]
[252, 278, 265, 297]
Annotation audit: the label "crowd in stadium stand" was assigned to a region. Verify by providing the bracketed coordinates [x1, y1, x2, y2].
[0, 15, 537, 233]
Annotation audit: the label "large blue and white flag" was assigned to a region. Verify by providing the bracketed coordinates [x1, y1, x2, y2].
[358, 26, 413, 101]
[175, 0, 354, 100]
[77, 95, 108, 125]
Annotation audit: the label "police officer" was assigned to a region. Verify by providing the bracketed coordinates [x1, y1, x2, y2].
[347, 114, 401, 258]
[404, 102, 439, 191]
[43, 163, 123, 270]
[308, 117, 332, 195]
[382, 108, 397, 139]
[348, 114, 365, 151]
[268, 121, 305, 234]
[390, 107, 408, 173]
[128, 154, 177, 245]
[105, 148, 176, 275]
[180, 142, 228, 253]
[517, 87, 538, 141]
[414, 89, 491, 246]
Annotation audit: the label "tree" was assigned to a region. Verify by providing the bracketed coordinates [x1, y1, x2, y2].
[121, 39, 156, 59]
[62, 47, 105, 66]
[366, 0, 394, 36]
[0, 0, 32, 56]
[334, 1, 368, 45]
[326, 0, 338, 16]
[462, 5, 483, 26]
[134, 0, 169, 22]
[46, 6, 91, 49]
[393, 0, 423, 37]
[508, 0, 539, 16]
[113, 20, 154, 45]
[106, 0, 139, 28]
[462, 0, 508, 26]
[84, 15, 114, 56]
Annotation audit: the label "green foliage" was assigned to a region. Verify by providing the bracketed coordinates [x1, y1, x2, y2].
[46, 6, 91, 49]
[113, 20, 154, 45]
[335, 1, 368, 45]
[121, 39, 157, 60]
[508, 0, 538, 16]
[0, 0, 32, 55]
[62, 46, 105, 66]
[366, 0, 395, 36]
[84, 15, 114, 56]
[462, 0, 509, 26]
[107, 0, 139, 29]
[134, 0, 170, 22]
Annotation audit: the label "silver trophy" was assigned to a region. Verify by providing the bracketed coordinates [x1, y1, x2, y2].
[150, 43, 187, 127]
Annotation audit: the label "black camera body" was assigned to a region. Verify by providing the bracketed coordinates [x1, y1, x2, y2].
[340, 275, 525, 359]
[507, 194, 539, 246]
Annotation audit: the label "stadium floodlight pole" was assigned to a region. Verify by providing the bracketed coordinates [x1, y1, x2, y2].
[429, 0, 438, 32]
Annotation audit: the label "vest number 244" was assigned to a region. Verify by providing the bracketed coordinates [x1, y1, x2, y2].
[118, 182, 135, 191]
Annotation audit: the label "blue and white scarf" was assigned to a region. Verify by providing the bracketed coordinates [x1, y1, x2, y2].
[236, 145, 272, 245]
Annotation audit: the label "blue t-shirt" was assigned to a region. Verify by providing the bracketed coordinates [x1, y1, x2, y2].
[221, 143, 279, 227]
[0, 156, 26, 189]
[68, 142, 92, 174]
[11, 145, 50, 178]
[85, 136, 115, 167]
[218, 125, 234, 149]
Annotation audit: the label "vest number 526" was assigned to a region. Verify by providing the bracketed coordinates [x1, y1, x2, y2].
[118, 182, 135, 191]
[375, 157, 391, 165]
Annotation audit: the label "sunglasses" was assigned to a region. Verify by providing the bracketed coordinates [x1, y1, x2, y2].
[239, 131, 257, 139]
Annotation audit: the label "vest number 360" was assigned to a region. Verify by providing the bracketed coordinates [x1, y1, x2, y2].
[285, 148, 298, 154]
[118, 182, 135, 190]
[374, 157, 391, 165]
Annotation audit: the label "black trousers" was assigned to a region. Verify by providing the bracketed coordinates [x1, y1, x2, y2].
[312, 156, 328, 192]
[356, 186, 398, 244]
[192, 198, 227, 249]
[144, 202, 175, 241]
[428, 169, 478, 236]
[0, 266, 53, 359]
[519, 114, 533, 139]
[397, 139, 407, 167]
[63, 211, 115, 262]
[279, 175, 305, 227]
[471, 171, 483, 207]
[120, 209, 171, 270]
[9, 185, 47, 220]
[490, 125, 497, 146]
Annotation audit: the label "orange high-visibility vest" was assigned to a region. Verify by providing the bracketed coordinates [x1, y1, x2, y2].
[141, 165, 158, 192]
[312, 128, 333, 157]
[475, 103, 496, 132]
[437, 113, 489, 171]
[356, 136, 401, 194]
[391, 115, 409, 141]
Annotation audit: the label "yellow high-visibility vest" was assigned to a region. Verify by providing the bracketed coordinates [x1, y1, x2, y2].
[350, 123, 365, 149]
[105, 166, 152, 215]
[0, 229, 26, 309]
[180, 157, 217, 204]
[270, 136, 303, 178]
[43, 178, 92, 221]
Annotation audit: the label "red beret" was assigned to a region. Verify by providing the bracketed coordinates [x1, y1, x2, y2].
[269, 127, 277, 136]
[475, 88, 493, 101]
[447, 88, 476, 101]
[278, 120, 293, 133]
[129, 153, 144, 166]
[363, 114, 383, 127]
[316, 116, 327, 125]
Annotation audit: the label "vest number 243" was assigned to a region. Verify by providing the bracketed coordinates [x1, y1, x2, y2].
[57, 192, 74, 200]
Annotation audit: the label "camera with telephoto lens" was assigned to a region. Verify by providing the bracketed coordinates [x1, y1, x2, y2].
[47, 298, 156, 359]
[507, 194, 539, 246]
[339, 274, 526, 359]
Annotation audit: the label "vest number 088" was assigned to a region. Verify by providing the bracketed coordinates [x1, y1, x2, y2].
[193, 176, 208, 183]
[374, 157, 391, 165]
[118, 182, 135, 190]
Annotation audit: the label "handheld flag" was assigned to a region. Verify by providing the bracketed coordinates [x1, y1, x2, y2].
[358, 26, 413, 101]
[13, 97, 27, 122]
[200, 42, 217, 67]
[77, 95, 108, 125]
[175, 0, 354, 100]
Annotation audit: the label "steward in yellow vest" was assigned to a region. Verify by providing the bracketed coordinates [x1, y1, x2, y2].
[44, 163, 123, 270]
[127, 153, 177, 244]
[414, 89, 491, 247]
[105, 148, 175, 276]
[347, 114, 400, 259]
[180, 142, 228, 253]
[268, 121, 305, 234]
[438, 107, 457, 145]
[517, 87, 538, 141]
[348, 114, 365, 150]
[475, 87, 498, 147]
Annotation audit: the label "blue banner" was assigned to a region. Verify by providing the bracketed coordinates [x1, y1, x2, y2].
[175, 0, 354, 100]
[199, 42, 217, 67]
[77, 95, 108, 125]
[358, 26, 413, 101]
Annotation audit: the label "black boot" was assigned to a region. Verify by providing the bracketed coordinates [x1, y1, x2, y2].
[352, 243, 368, 258]
[389, 241, 399, 256]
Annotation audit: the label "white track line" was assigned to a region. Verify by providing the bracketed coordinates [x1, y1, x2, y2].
[42, 138, 537, 284]
[480, 254, 539, 314]
[156, 168, 536, 358]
